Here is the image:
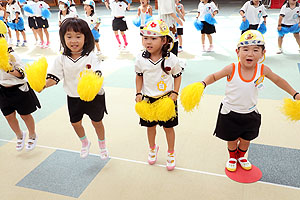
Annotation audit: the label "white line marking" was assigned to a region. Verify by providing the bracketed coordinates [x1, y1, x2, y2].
[0, 138, 299, 191]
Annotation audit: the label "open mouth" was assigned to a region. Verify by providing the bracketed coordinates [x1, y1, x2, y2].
[246, 59, 253, 62]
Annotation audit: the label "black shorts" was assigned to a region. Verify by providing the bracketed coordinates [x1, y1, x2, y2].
[241, 24, 259, 34]
[201, 21, 216, 34]
[35, 17, 49, 29]
[67, 94, 107, 123]
[0, 83, 41, 116]
[177, 28, 183, 35]
[112, 17, 128, 31]
[28, 16, 38, 29]
[213, 104, 261, 141]
[140, 94, 178, 128]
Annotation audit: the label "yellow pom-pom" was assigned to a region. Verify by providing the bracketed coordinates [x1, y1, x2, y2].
[281, 98, 300, 121]
[154, 97, 176, 122]
[0, 38, 11, 72]
[135, 100, 156, 122]
[77, 70, 104, 102]
[25, 57, 48, 92]
[180, 82, 205, 112]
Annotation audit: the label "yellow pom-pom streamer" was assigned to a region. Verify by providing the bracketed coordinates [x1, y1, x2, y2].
[154, 97, 176, 122]
[135, 100, 156, 122]
[180, 82, 205, 112]
[281, 98, 300, 121]
[0, 38, 12, 72]
[25, 57, 48, 92]
[77, 69, 104, 102]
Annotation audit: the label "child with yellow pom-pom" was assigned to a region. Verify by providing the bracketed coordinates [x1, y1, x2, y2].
[135, 20, 184, 171]
[0, 31, 40, 152]
[42, 18, 108, 160]
[197, 30, 299, 172]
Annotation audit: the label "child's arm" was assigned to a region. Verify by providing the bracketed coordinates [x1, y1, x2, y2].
[203, 64, 233, 86]
[264, 66, 300, 100]
[277, 15, 283, 31]
[137, 7, 141, 16]
[148, 5, 152, 16]
[170, 13, 183, 26]
[44, 79, 57, 89]
[170, 76, 181, 101]
[135, 75, 143, 102]
[181, 4, 185, 17]
[175, 6, 185, 21]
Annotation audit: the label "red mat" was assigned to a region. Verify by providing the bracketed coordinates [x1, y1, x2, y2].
[225, 164, 262, 183]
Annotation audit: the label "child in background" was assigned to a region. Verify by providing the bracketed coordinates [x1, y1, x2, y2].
[0, 2, 12, 45]
[58, 0, 77, 27]
[0, 26, 40, 151]
[44, 18, 109, 159]
[240, 0, 267, 34]
[196, 0, 218, 52]
[83, 0, 101, 55]
[176, 0, 185, 52]
[105, 0, 130, 49]
[277, 0, 300, 54]
[6, 0, 27, 47]
[69, 0, 78, 15]
[137, 0, 152, 29]
[136, 20, 183, 171]
[23, 0, 39, 45]
[199, 30, 299, 172]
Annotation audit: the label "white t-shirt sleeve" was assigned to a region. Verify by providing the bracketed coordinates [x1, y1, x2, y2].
[261, 5, 267, 17]
[42, 2, 50, 9]
[279, 5, 286, 16]
[48, 56, 64, 81]
[240, 1, 249, 13]
[90, 53, 102, 72]
[211, 2, 219, 12]
[168, 55, 182, 77]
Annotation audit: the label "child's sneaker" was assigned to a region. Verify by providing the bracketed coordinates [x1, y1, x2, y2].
[166, 151, 175, 171]
[26, 134, 38, 151]
[207, 44, 214, 52]
[44, 42, 50, 48]
[16, 131, 26, 151]
[118, 44, 122, 50]
[238, 157, 252, 170]
[80, 141, 91, 158]
[178, 46, 183, 52]
[16, 40, 20, 47]
[202, 44, 206, 52]
[99, 147, 109, 160]
[21, 41, 27, 47]
[148, 145, 159, 165]
[276, 48, 283, 54]
[96, 51, 102, 55]
[226, 158, 237, 172]
[9, 38, 13, 45]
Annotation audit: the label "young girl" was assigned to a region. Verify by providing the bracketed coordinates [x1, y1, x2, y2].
[106, 0, 130, 49]
[0, 2, 12, 45]
[240, 0, 267, 34]
[277, 0, 300, 54]
[137, 0, 152, 29]
[58, 0, 77, 27]
[0, 31, 40, 151]
[176, 0, 185, 52]
[68, 0, 77, 16]
[199, 30, 300, 172]
[6, 0, 27, 47]
[43, 18, 108, 159]
[23, 0, 39, 45]
[135, 20, 183, 171]
[83, 0, 101, 55]
[196, 0, 218, 52]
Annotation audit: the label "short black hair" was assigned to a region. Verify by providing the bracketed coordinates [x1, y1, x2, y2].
[59, 18, 95, 57]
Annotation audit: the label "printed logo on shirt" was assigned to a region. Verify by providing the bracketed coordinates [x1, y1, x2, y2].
[254, 75, 264, 89]
[293, 13, 299, 19]
[258, 10, 262, 18]
[157, 81, 167, 91]
[206, 7, 211, 12]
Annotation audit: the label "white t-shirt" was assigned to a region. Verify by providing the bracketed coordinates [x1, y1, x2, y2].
[0, 10, 5, 18]
[6, 2, 23, 21]
[197, 1, 218, 21]
[222, 62, 264, 114]
[110, 1, 127, 17]
[47, 52, 104, 97]
[26, 1, 50, 17]
[0, 51, 28, 91]
[240, 1, 267, 25]
[58, 10, 77, 24]
[135, 51, 183, 97]
[280, 2, 300, 25]
[85, 13, 101, 29]
[140, 5, 151, 27]
[158, 0, 176, 38]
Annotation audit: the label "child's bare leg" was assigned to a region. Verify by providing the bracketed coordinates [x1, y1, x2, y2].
[163, 127, 175, 152]
[238, 138, 250, 151]
[71, 120, 85, 138]
[20, 114, 35, 138]
[201, 33, 205, 45]
[95, 42, 101, 52]
[227, 139, 239, 151]
[278, 36, 284, 49]
[5, 111, 22, 138]
[293, 33, 300, 48]
[178, 35, 182, 47]
[147, 126, 156, 148]
[43, 28, 49, 43]
[20, 31, 26, 41]
[207, 34, 213, 45]
[91, 120, 104, 140]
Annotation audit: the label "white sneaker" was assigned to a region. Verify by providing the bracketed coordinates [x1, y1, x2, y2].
[9, 39, 13, 45]
[166, 151, 176, 171]
[202, 45, 206, 52]
[80, 141, 91, 158]
[26, 134, 38, 151]
[99, 147, 109, 160]
[238, 157, 252, 170]
[96, 51, 102, 55]
[276, 48, 283, 54]
[207, 45, 214, 52]
[16, 131, 26, 151]
[148, 145, 159, 165]
[178, 46, 183, 53]
[21, 41, 27, 47]
[16, 40, 20, 47]
[226, 158, 237, 172]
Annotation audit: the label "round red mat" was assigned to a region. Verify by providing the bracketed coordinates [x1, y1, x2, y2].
[225, 164, 262, 183]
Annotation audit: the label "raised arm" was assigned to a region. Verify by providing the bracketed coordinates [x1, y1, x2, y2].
[202, 64, 233, 86]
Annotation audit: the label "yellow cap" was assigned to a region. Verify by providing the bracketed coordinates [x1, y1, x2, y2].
[238, 30, 265, 47]
[0, 20, 7, 35]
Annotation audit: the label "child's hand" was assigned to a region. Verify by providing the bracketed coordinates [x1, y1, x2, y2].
[295, 93, 300, 101]
[277, 25, 282, 31]
[242, 17, 246, 22]
[169, 92, 178, 101]
[135, 93, 142, 102]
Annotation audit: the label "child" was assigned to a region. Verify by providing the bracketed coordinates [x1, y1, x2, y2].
[137, 0, 152, 29]
[135, 20, 183, 171]
[23, 0, 39, 45]
[69, 0, 78, 16]
[196, 0, 218, 52]
[0, 2, 12, 45]
[158, 0, 184, 56]
[43, 18, 108, 159]
[29, 0, 51, 48]
[6, 0, 27, 47]
[106, 0, 130, 49]
[0, 28, 40, 151]
[199, 30, 300, 172]
[176, 0, 185, 52]
[240, 0, 267, 34]
[277, 0, 300, 54]
[58, 0, 77, 27]
[83, 0, 101, 55]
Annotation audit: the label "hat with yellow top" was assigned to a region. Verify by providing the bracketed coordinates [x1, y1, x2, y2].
[140, 19, 174, 52]
[238, 30, 265, 47]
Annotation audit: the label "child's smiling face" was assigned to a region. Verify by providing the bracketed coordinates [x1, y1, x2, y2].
[64, 30, 85, 53]
[236, 45, 265, 68]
